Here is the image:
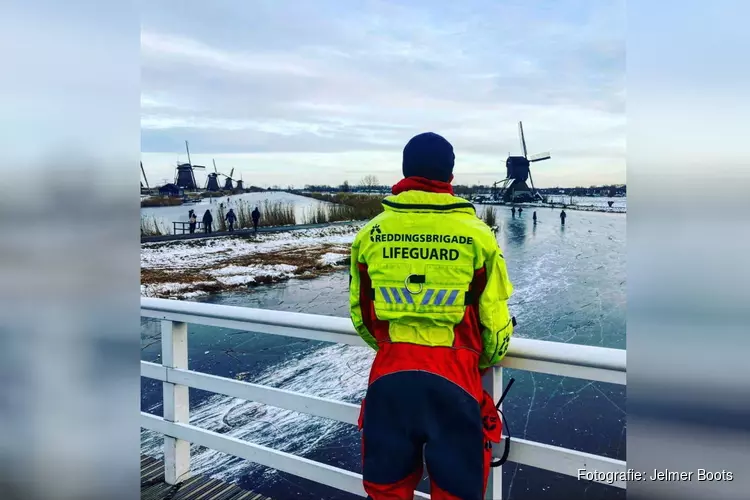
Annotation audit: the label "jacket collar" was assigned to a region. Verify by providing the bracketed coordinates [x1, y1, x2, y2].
[391, 176, 455, 195]
[382, 186, 475, 215]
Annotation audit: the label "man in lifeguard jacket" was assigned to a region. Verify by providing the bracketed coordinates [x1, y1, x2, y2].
[349, 132, 515, 500]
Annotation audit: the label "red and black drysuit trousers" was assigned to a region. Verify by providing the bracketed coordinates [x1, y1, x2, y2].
[359, 370, 501, 500]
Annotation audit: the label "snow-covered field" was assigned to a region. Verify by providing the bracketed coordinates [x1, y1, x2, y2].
[141, 191, 333, 234]
[141, 223, 362, 298]
[473, 196, 626, 213]
[544, 195, 626, 210]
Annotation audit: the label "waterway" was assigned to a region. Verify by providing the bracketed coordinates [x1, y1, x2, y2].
[141, 207, 625, 500]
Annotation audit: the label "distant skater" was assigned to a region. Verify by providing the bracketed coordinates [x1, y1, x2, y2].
[560, 210, 567, 225]
[511, 206, 516, 217]
[251, 206, 261, 233]
[188, 210, 197, 234]
[225, 208, 237, 231]
[202, 209, 213, 233]
[533, 211, 537, 224]
[518, 207, 523, 215]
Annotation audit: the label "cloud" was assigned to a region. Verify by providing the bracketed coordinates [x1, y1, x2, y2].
[141, 32, 318, 77]
[141, 0, 625, 187]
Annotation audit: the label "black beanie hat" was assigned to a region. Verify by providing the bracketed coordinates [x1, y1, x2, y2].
[402, 132, 455, 182]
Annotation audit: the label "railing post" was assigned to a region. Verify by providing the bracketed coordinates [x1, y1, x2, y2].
[162, 320, 190, 484]
[483, 366, 503, 500]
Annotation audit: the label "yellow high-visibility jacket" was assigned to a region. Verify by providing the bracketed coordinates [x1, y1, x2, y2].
[349, 189, 514, 401]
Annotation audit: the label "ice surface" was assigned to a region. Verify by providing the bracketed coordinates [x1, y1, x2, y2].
[141, 342, 374, 483]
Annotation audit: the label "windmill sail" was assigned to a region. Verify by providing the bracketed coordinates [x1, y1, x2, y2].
[141, 162, 150, 189]
[529, 152, 551, 162]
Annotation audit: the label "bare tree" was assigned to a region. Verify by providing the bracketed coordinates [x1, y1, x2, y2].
[360, 175, 379, 192]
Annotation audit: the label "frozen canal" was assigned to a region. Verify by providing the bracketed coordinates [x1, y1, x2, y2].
[141, 191, 332, 234]
[141, 207, 625, 500]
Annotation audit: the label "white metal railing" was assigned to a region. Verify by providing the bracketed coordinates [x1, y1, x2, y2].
[140, 297, 627, 499]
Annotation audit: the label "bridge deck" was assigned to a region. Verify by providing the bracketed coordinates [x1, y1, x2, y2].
[141, 455, 272, 500]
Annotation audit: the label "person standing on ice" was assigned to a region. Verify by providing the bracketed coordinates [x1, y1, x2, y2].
[188, 210, 197, 234]
[560, 209, 567, 225]
[202, 209, 213, 234]
[533, 211, 537, 224]
[251, 206, 260, 233]
[349, 132, 515, 500]
[225, 208, 237, 232]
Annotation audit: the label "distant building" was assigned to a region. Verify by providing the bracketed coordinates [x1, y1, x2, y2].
[159, 183, 183, 197]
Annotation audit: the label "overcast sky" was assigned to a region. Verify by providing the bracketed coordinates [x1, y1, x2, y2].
[141, 0, 625, 189]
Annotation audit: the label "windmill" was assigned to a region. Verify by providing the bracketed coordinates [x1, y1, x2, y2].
[174, 140, 206, 191]
[235, 173, 244, 192]
[140, 161, 150, 192]
[221, 167, 235, 191]
[492, 122, 550, 203]
[205, 159, 222, 192]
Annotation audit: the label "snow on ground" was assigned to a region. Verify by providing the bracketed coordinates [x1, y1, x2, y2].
[140, 281, 215, 298]
[473, 196, 627, 213]
[141, 191, 334, 234]
[141, 223, 362, 298]
[142, 224, 359, 270]
[210, 264, 298, 285]
[207, 264, 297, 277]
[139, 282, 192, 295]
[540, 195, 627, 213]
[319, 252, 349, 266]
[546, 195, 626, 208]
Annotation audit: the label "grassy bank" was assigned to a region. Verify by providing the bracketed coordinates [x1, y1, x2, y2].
[220, 199, 297, 229]
[480, 206, 497, 228]
[301, 203, 362, 225]
[141, 196, 183, 208]
[140, 215, 166, 237]
[298, 192, 383, 222]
